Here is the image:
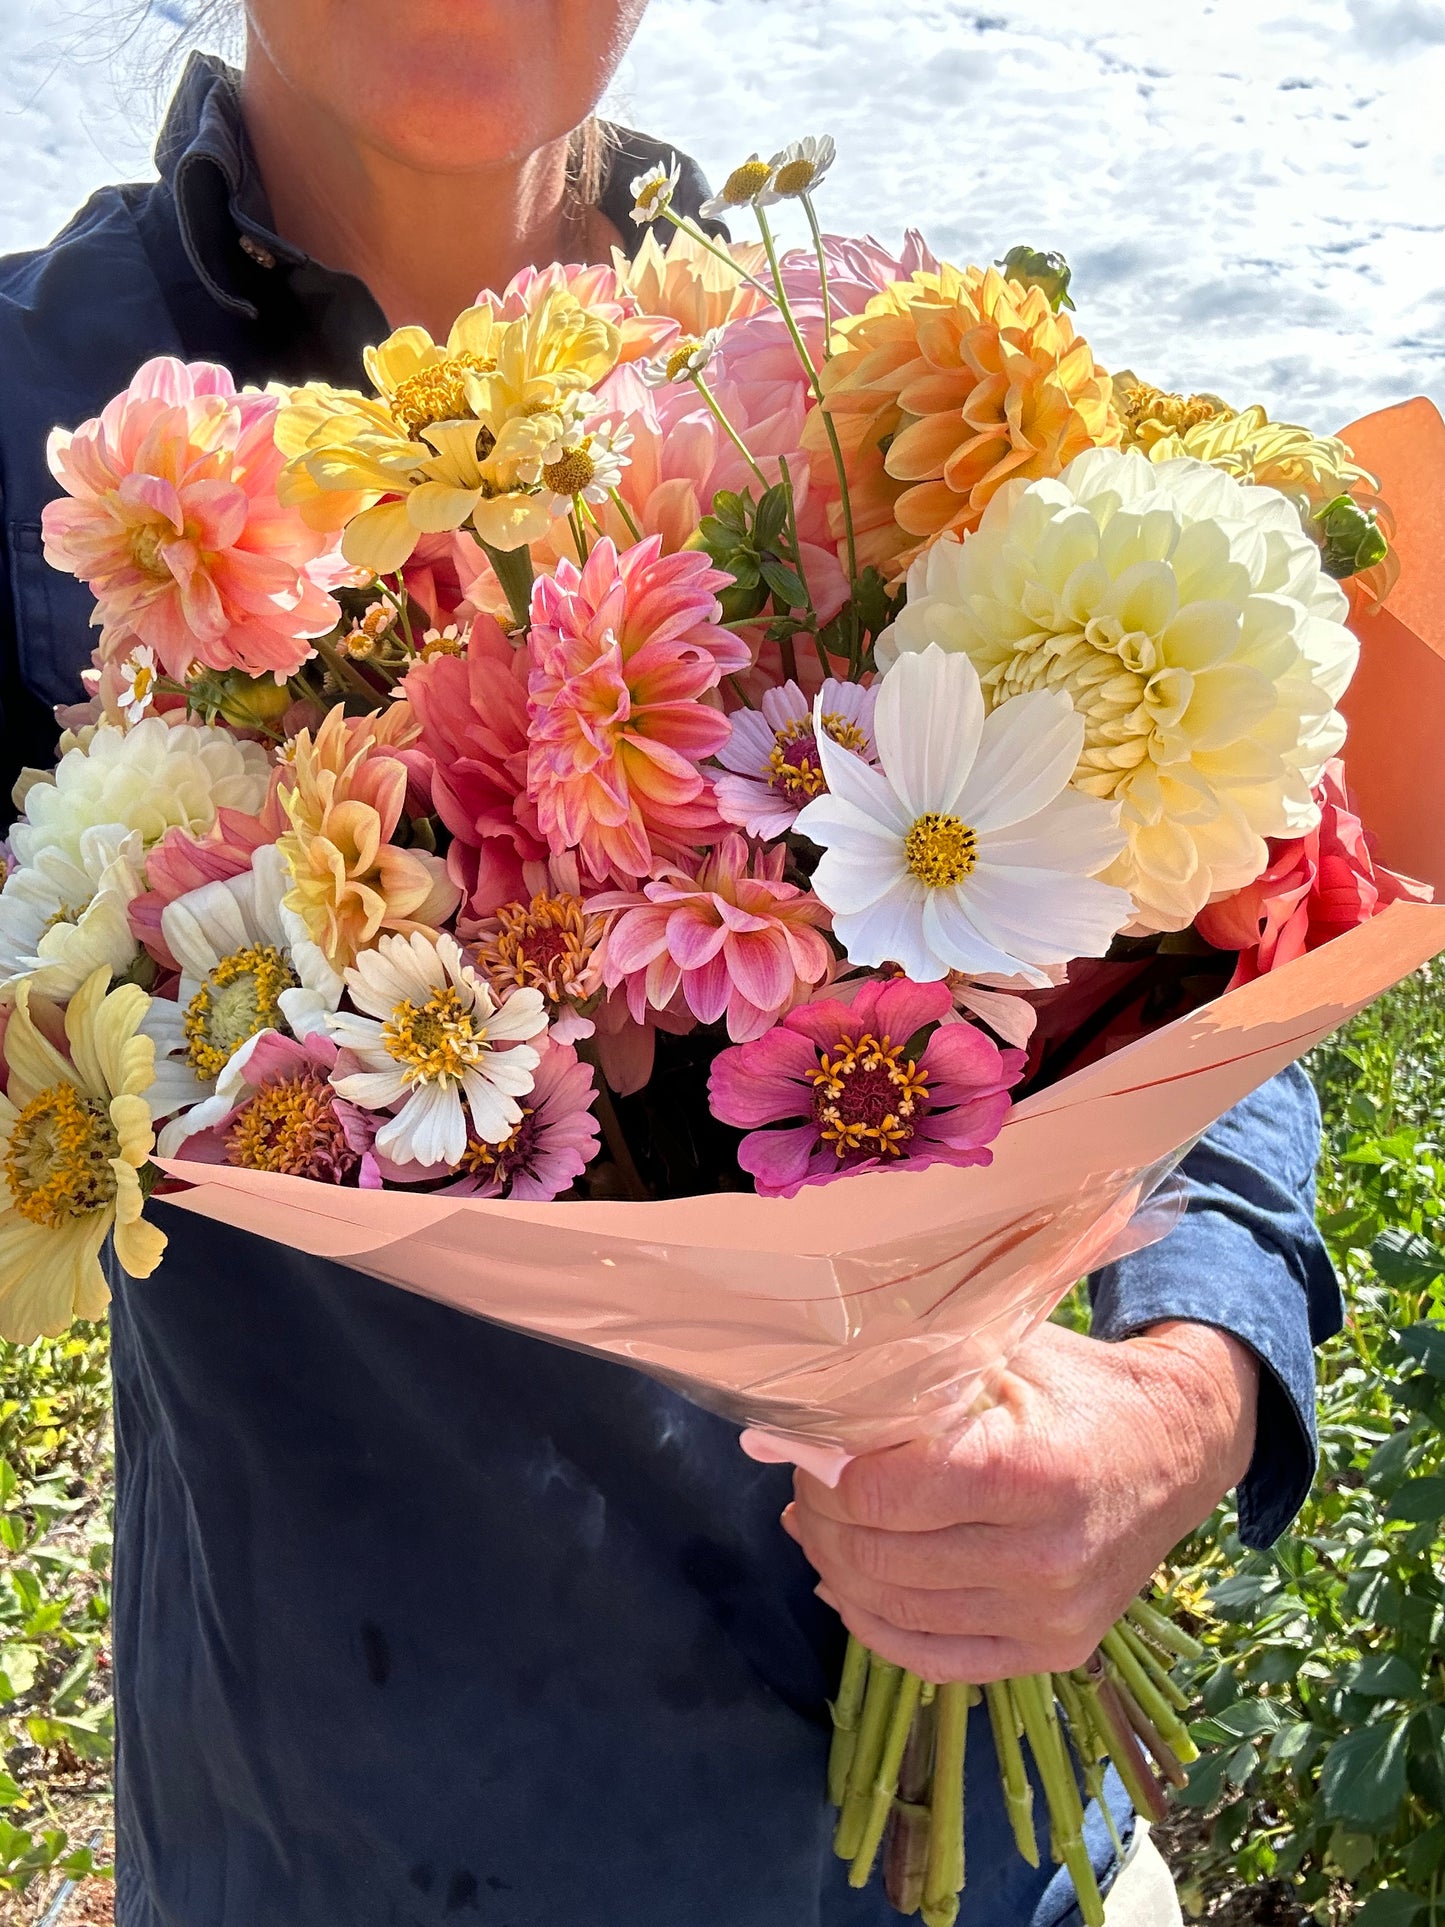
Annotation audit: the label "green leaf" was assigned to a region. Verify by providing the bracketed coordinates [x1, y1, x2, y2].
[1319, 1719, 1411, 1830]
[1354, 1891, 1424, 1927]
[753, 487, 789, 551]
[1328, 1826, 1376, 1880]
[1386, 1475, 1445, 1524]
[1372, 1225, 1445, 1287]
[1211, 1699, 1285, 1738]
[1206, 1570, 1280, 1618]
[711, 490, 749, 534]
[1343, 1652, 1425, 1698]
[759, 557, 807, 607]
[1404, 1818, 1445, 1885]
[1398, 1321, 1445, 1380]
[1365, 1427, 1422, 1492]
[1176, 1748, 1231, 1810]
[1224, 1740, 1259, 1788]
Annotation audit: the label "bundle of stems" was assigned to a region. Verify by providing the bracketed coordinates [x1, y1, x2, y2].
[826, 1594, 1204, 1924]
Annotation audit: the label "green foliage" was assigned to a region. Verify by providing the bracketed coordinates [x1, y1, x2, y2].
[0, 1324, 113, 1895]
[1173, 965, 1445, 1922]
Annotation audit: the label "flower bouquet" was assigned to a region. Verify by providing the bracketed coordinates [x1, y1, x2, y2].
[4, 134, 1444, 1925]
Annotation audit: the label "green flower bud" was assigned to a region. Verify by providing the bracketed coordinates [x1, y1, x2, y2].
[997, 246, 1075, 313]
[207, 669, 295, 729]
[1314, 494, 1390, 580]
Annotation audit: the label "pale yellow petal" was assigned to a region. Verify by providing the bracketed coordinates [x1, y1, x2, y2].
[365, 326, 443, 396]
[342, 500, 422, 574]
[407, 481, 483, 534]
[112, 1164, 167, 1280]
[5, 982, 77, 1107]
[110, 1091, 157, 1165]
[0, 1208, 104, 1342]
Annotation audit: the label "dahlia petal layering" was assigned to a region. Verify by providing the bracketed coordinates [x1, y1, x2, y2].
[11, 125, 1445, 1927]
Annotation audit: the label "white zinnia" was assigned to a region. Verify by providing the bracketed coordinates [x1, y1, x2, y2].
[874, 447, 1359, 932]
[0, 825, 144, 999]
[9, 717, 272, 873]
[795, 645, 1133, 986]
[327, 932, 548, 1168]
[151, 844, 345, 1151]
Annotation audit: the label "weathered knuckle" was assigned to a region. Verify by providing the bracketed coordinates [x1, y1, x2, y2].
[1027, 1526, 1089, 1592]
[841, 1458, 893, 1531]
[846, 1525, 895, 1584]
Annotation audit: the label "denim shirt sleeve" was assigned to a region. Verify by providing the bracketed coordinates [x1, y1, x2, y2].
[1088, 1064, 1342, 1549]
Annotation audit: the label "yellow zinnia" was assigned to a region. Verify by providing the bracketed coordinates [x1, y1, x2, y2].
[275, 293, 622, 574]
[0, 968, 167, 1342]
[803, 263, 1120, 579]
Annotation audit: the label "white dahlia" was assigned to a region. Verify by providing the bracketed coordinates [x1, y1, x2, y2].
[327, 932, 548, 1168]
[9, 717, 273, 873]
[874, 448, 1359, 931]
[0, 826, 144, 999]
[795, 645, 1132, 985]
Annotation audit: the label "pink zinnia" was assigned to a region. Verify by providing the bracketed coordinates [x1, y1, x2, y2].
[707, 975, 1025, 1198]
[715, 678, 878, 838]
[43, 357, 346, 682]
[402, 614, 548, 919]
[439, 1040, 602, 1201]
[592, 833, 832, 1043]
[526, 536, 747, 884]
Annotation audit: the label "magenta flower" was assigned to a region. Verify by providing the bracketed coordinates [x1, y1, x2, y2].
[592, 833, 833, 1044]
[715, 677, 878, 838]
[707, 975, 1025, 1198]
[441, 1041, 602, 1201]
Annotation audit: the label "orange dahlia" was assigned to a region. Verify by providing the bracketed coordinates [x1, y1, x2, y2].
[803, 263, 1120, 578]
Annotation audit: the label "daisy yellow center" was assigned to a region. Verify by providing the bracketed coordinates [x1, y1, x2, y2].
[635, 176, 672, 216]
[389, 352, 496, 437]
[665, 339, 704, 383]
[381, 985, 487, 1084]
[721, 159, 774, 205]
[772, 158, 817, 196]
[4, 1083, 120, 1228]
[904, 813, 979, 888]
[809, 1032, 929, 1160]
[127, 662, 157, 705]
[766, 714, 868, 800]
[543, 447, 599, 496]
[225, 1068, 358, 1181]
[184, 943, 300, 1082]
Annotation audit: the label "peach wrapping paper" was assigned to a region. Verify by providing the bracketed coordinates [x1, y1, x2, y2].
[157, 402, 1445, 1466]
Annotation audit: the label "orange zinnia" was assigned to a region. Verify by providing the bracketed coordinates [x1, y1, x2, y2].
[804, 263, 1120, 578]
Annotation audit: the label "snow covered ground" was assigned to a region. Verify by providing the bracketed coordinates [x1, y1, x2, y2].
[2, 0, 1442, 429]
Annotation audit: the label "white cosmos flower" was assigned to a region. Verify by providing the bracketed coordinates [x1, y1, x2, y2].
[149, 844, 345, 1149]
[639, 328, 724, 389]
[762, 135, 837, 203]
[630, 157, 682, 226]
[0, 825, 144, 999]
[327, 932, 548, 1169]
[794, 645, 1134, 986]
[874, 447, 1359, 931]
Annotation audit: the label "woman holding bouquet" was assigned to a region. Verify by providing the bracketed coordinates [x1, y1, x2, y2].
[0, 2, 1341, 1922]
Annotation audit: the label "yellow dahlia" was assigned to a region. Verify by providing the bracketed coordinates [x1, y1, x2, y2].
[875, 448, 1360, 933]
[275, 706, 460, 974]
[276, 293, 622, 573]
[0, 968, 167, 1342]
[1111, 373, 1233, 452]
[613, 226, 770, 338]
[803, 263, 1120, 578]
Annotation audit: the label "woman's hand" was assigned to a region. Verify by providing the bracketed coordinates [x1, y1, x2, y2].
[783, 1318, 1259, 1683]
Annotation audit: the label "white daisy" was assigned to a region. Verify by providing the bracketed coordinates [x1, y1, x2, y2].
[794, 645, 1135, 986]
[700, 155, 776, 221]
[762, 136, 837, 203]
[0, 825, 144, 1000]
[117, 647, 160, 724]
[639, 328, 724, 389]
[541, 420, 635, 516]
[148, 843, 344, 1146]
[630, 157, 682, 226]
[715, 678, 878, 838]
[327, 932, 548, 1169]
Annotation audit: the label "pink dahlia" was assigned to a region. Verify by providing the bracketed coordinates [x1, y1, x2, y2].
[591, 832, 832, 1043]
[476, 261, 675, 365]
[707, 975, 1025, 1197]
[715, 678, 878, 838]
[42, 357, 346, 682]
[402, 614, 548, 918]
[438, 1040, 602, 1200]
[526, 536, 747, 883]
[129, 807, 274, 971]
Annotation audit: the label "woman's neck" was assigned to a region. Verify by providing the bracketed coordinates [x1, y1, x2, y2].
[240, 47, 596, 337]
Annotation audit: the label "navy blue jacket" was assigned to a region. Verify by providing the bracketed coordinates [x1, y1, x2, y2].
[0, 56, 1342, 1927]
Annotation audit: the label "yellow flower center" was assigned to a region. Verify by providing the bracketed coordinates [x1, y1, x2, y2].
[381, 985, 487, 1084]
[904, 813, 979, 888]
[459, 1109, 531, 1176]
[225, 1067, 359, 1181]
[1120, 382, 1226, 444]
[809, 1031, 929, 1160]
[634, 175, 673, 217]
[772, 158, 817, 197]
[664, 339, 704, 383]
[476, 894, 597, 1005]
[4, 1083, 120, 1228]
[184, 943, 299, 1082]
[41, 902, 85, 934]
[130, 522, 176, 581]
[389, 352, 496, 437]
[721, 159, 775, 205]
[543, 446, 599, 497]
[126, 662, 156, 706]
[766, 713, 868, 800]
